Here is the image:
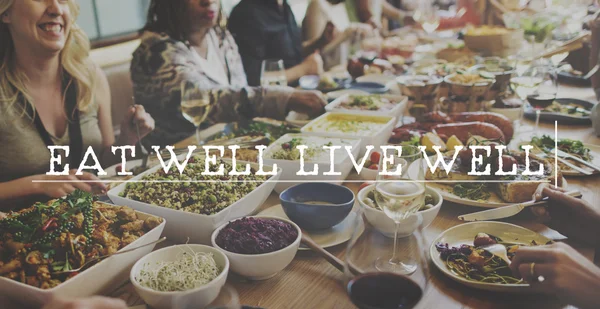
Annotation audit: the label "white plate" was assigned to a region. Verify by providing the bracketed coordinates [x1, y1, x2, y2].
[430, 222, 552, 293]
[286, 111, 311, 127]
[257, 204, 365, 250]
[515, 142, 600, 177]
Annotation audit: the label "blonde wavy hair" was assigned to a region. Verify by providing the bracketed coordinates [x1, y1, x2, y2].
[0, 0, 96, 116]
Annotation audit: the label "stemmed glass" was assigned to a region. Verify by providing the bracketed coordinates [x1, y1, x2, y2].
[344, 192, 429, 309]
[413, 0, 439, 34]
[509, 61, 544, 132]
[261, 59, 287, 87]
[527, 65, 558, 133]
[372, 145, 425, 274]
[180, 80, 213, 144]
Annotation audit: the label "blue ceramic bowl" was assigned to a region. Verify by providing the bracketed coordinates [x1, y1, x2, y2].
[279, 183, 355, 230]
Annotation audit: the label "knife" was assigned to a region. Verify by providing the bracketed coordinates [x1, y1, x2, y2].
[554, 148, 600, 173]
[458, 190, 582, 222]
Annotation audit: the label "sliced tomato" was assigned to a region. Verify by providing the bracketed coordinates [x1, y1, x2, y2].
[370, 151, 381, 165]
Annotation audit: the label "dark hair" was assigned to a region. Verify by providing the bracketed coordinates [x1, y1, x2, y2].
[141, 0, 227, 42]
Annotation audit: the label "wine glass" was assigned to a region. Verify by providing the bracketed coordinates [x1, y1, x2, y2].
[413, 0, 439, 34]
[261, 59, 287, 86]
[344, 199, 429, 309]
[527, 65, 558, 133]
[372, 145, 425, 274]
[510, 62, 544, 132]
[180, 80, 213, 144]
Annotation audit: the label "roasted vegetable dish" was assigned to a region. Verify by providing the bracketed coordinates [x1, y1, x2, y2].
[119, 156, 269, 215]
[436, 233, 548, 284]
[0, 191, 161, 289]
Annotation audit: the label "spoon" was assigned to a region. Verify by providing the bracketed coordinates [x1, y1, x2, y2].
[480, 243, 511, 266]
[300, 233, 363, 276]
[52, 237, 166, 275]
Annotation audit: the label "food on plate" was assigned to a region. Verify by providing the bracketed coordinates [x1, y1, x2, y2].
[0, 190, 160, 289]
[436, 233, 548, 284]
[398, 75, 441, 87]
[433, 122, 505, 144]
[426, 144, 562, 203]
[436, 45, 476, 65]
[446, 135, 463, 150]
[520, 15, 556, 43]
[542, 101, 591, 117]
[338, 95, 397, 112]
[209, 121, 300, 145]
[362, 188, 434, 212]
[266, 135, 354, 161]
[447, 72, 494, 85]
[465, 26, 510, 36]
[530, 135, 593, 162]
[318, 75, 339, 90]
[136, 247, 221, 292]
[421, 132, 447, 153]
[119, 156, 269, 215]
[215, 217, 298, 254]
[414, 61, 469, 77]
[303, 114, 390, 136]
[361, 151, 382, 170]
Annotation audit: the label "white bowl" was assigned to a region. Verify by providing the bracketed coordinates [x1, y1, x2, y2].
[358, 184, 442, 238]
[0, 204, 165, 308]
[130, 245, 229, 309]
[263, 133, 361, 193]
[301, 112, 396, 157]
[325, 94, 408, 120]
[108, 159, 281, 244]
[489, 107, 521, 122]
[211, 216, 301, 280]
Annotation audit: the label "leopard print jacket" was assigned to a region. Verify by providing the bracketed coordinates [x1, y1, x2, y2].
[130, 29, 294, 147]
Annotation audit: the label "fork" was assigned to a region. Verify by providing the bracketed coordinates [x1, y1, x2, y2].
[553, 148, 600, 172]
[535, 150, 593, 176]
[51, 237, 166, 275]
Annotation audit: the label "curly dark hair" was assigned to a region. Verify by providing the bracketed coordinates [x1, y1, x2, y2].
[141, 0, 227, 42]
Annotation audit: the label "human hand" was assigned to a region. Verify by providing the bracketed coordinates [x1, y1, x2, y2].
[33, 170, 106, 198]
[301, 52, 324, 76]
[319, 21, 336, 46]
[530, 184, 600, 247]
[344, 23, 376, 38]
[42, 296, 127, 309]
[119, 105, 155, 145]
[510, 242, 600, 309]
[287, 90, 326, 118]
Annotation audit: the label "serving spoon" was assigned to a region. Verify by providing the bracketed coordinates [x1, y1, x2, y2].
[300, 232, 363, 276]
[52, 237, 166, 275]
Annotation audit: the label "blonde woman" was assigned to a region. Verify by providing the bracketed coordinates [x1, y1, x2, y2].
[0, 0, 154, 209]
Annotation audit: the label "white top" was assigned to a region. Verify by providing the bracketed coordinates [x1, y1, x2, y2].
[192, 30, 230, 86]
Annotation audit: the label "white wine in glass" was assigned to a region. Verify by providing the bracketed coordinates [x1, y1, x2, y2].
[180, 80, 212, 144]
[510, 76, 543, 101]
[261, 59, 288, 87]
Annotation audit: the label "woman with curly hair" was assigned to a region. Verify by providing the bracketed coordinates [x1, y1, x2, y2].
[131, 0, 327, 147]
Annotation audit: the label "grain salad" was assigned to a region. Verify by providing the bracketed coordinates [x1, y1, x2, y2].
[119, 156, 269, 215]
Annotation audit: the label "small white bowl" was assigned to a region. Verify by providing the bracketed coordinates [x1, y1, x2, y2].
[358, 184, 442, 238]
[489, 106, 521, 122]
[211, 216, 302, 280]
[357, 167, 379, 181]
[130, 245, 229, 309]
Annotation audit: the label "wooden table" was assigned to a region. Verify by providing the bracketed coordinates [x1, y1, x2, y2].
[5, 85, 597, 309]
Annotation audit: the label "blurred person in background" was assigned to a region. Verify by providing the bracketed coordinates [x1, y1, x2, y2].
[0, 0, 154, 209]
[228, 0, 330, 86]
[345, 0, 416, 30]
[131, 0, 326, 147]
[302, 0, 376, 70]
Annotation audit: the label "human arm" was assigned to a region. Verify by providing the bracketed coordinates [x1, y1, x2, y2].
[530, 185, 600, 248]
[510, 242, 600, 309]
[94, 67, 154, 167]
[42, 296, 127, 309]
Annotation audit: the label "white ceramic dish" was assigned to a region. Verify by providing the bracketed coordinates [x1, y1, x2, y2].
[358, 184, 442, 238]
[130, 244, 229, 309]
[257, 205, 365, 250]
[325, 94, 408, 120]
[108, 159, 281, 244]
[263, 133, 361, 193]
[301, 112, 395, 157]
[211, 216, 301, 280]
[286, 111, 311, 127]
[356, 74, 398, 88]
[430, 222, 552, 292]
[0, 203, 166, 308]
